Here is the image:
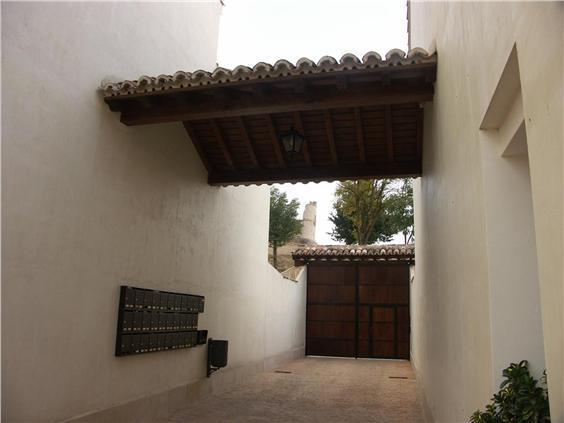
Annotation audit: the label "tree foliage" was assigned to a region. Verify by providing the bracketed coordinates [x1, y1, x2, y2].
[269, 187, 302, 269]
[329, 179, 414, 245]
[387, 179, 414, 244]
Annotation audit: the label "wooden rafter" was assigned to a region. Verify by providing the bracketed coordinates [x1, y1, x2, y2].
[293, 111, 311, 166]
[208, 161, 421, 186]
[237, 117, 259, 168]
[104, 55, 436, 186]
[416, 106, 424, 161]
[323, 110, 339, 165]
[354, 108, 366, 164]
[264, 114, 286, 168]
[182, 121, 212, 172]
[210, 119, 235, 169]
[385, 105, 394, 161]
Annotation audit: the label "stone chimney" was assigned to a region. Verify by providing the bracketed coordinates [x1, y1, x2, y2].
[300, 201, 317, 243]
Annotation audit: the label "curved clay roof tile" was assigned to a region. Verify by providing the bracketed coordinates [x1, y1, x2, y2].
[172, 71, 190, 82]
[251, 62, 273, 79]
[406, 47, 429, 60]
[100, 48, 434, 97]
[295, 57, 316, 73]
[231, 65, 253, 79]
[210, 67, 231, 83]
[273, 59, 295, 76]
[385, 49, 407, 64]
[361, 51, 383, 66]
[316, 56, 338, 70]
[339, 53, 361, 70]
[191, 70, 211, 86]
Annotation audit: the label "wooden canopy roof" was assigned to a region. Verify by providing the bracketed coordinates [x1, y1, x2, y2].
[102, 49, 436, 186]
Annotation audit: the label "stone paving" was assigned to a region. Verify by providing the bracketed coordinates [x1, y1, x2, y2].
[168, 356, 424, 423]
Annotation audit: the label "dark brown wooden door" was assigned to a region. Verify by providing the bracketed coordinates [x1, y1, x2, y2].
[306, 263, 410, 360]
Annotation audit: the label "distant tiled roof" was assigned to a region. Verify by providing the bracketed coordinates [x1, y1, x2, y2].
[101, 48, 434, 98]
[292, 244, 414, 263]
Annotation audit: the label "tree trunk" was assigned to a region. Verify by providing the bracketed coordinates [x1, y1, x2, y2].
[272, 244, 278, 270]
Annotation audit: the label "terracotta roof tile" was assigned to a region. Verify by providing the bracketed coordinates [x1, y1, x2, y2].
[101, 48, 435, 98]
[292, 244, 414, 263]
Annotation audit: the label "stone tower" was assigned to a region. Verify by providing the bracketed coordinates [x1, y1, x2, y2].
[299, 201, 317, 243]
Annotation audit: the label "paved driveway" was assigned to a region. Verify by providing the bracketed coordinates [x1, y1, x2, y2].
[168, 356, 424, 423]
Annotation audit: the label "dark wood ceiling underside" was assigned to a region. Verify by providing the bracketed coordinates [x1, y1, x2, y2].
[184, 104, 423, 185]
[105, 60, 435, 186]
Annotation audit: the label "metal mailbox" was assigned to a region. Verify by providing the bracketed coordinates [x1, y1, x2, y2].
[115, 286, 206, 357]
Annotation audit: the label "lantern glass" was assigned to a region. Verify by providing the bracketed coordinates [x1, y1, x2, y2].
[293, 132, 304, 153]
[279, 128, 305, 155]
[281, 133, 295, 153]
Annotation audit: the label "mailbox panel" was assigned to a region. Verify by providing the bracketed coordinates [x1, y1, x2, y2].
[116, 286, 206, 356]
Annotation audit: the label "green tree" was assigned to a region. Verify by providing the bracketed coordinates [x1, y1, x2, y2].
[386, 179, 414, 244]
[269, 187, 302, 270]
[329, 179, 414, 245]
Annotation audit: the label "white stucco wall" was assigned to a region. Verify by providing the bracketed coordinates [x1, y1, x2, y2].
[2, 3, 306, 422]
[409, 2, 563, 421]
[480, 90, 545, 388]
[265, 266, 307, 363]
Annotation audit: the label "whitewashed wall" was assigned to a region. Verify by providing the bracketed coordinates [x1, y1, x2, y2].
[409, 2, 563, 422]
[2, 3, 306, 422]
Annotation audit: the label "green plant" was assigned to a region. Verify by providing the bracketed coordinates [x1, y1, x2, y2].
[269, 187, 302, 270]
[470, 360, 550, 423]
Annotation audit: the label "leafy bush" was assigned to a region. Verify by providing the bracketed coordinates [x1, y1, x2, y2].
[470, 360, 550, 423]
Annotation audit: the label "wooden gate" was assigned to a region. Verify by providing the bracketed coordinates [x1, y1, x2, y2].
[306, 263, 410, 359]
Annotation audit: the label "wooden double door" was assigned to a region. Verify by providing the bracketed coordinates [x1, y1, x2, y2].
[306, 263, 410, 359]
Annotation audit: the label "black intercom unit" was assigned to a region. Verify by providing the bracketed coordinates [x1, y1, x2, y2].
[115, 286, 205, 356]
[207, 339, 228, 377]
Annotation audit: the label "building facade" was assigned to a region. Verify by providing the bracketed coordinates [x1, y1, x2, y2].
[3, 2, 563, 422]
[409, 2, 563, 421]
[2, 3, 306, 422]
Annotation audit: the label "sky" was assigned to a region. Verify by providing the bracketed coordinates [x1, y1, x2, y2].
[217, 0, 408, 244]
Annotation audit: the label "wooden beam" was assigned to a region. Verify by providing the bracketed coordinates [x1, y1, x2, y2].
[208, 162, 422, 186]
[264, 114, 286, 168]
[251, 84, 269, 101]
[293, 111, 311, 166]
[416, 106, 424, 161]
[323, 110, 339, 165]
[385, 105, 394, 161]
[354, 108, 366, 164]
[182, 121, 212, 172]
[382, 72, 391, 87]
[237, 117, 259, 168]
[336, 76, 348, 91]
[292, 79, 307, 94]
[118, 85, 435, 126]
[210, 119, 235, 169]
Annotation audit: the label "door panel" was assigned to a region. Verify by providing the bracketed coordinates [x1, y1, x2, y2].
[306, 263, 410, 359]
[306, 265, 356, 357]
